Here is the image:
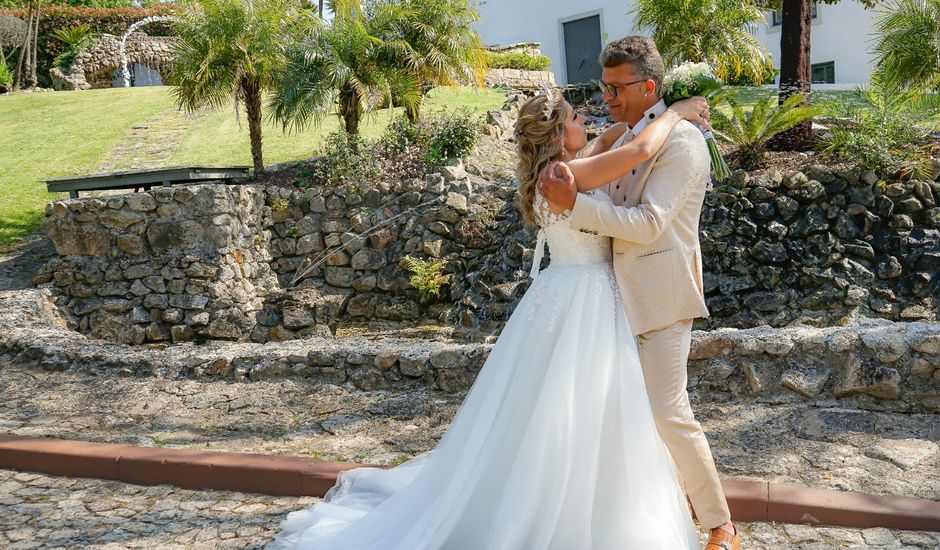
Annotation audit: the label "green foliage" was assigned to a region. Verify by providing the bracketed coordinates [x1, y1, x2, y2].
[0, 55, 11, 88]
[631, 0, 776, 85]
[0, 5, 176, 87]
[424, 108, 482, 164]
[711, 91, 825, 169]
[403, 255, 452, 301]
[270, 0, 487, 136]
[51, 23, 90, 46]
[310, 131, 384, 186]
[0, 14, 26, 49]
[53, 25, 98, 67]
[485, 51, 551, 71]
[383, 108, 482, 166]
[726, 62, 779, 86]
[872, 0, 940, 93]
[817, 73, 940, 178]
[171, 0, 315, 172]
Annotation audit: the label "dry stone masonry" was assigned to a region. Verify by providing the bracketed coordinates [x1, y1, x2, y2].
[34, 185, 278, 344]
[49, 32, 176, 90]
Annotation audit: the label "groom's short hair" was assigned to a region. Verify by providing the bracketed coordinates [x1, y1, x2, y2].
[599, 36, 665, 96]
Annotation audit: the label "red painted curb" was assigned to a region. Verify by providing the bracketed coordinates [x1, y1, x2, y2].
[2, 435, 939, 531]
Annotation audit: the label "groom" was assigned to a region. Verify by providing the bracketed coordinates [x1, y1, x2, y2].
[538, 36, 739, 550]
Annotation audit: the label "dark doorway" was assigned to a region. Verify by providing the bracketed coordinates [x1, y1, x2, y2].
[563, 14, 602, 85]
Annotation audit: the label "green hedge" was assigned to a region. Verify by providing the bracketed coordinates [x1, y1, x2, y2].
[486, 51, 551, 72]
[0, 4, 177, 86]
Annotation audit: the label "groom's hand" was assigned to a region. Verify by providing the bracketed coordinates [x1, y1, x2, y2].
[537, 161, 577, 211]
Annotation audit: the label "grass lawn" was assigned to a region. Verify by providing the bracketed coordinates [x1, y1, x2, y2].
[0, 85, 506, 251]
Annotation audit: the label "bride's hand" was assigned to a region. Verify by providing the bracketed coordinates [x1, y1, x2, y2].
[668, 96, 712, 131]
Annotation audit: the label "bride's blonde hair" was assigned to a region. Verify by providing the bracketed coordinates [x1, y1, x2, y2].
[514, 91, 565, 225]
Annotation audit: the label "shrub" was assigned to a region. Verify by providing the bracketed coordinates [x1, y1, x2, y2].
[424, 108, 482, 165]
[0, 13, 26, 50]
[52, 29, 98, 68]
[816, 74, 940, 178]
[711, 91, 825, 170]
[485, 51, 551, 72]
[51, 23, 91, 46]
[403, 256, 452, 301]
[0, 56, 11, 90]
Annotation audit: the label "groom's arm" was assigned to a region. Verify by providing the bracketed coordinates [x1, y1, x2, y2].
[541, 128, 708, 245]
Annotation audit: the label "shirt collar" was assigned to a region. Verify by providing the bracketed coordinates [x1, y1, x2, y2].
[629, 99, 668, 136]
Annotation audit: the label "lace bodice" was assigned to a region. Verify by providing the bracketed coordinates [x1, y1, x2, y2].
[530, 191, 612, 278]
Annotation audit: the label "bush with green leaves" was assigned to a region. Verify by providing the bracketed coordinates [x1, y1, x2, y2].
[383, 108, 482, 166]
[485, 51, 551, 72]
[51, 26, 98, 68]
[0, 56, 12, 90]
[816, 74, 940, 178]
[402, 256, 452, 301]
[711, 91, 825, 169]
[872, 0, 940, 93]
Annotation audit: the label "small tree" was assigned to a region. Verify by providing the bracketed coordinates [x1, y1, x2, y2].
[170, 0, 315, 174]
[12, 0, 41, 89]
[711, 91, 824, 169]
[872, 0, 940, 93]
[385, 0, 488, 122]
[632, 0, 775, 85]
[764, 0, 879, 150]
[270, 0, 415, 139]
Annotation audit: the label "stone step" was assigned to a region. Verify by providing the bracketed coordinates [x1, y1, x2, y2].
[2, 289, 938, 412]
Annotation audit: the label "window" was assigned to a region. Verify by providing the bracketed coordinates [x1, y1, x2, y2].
[811, 61, 835, 84]
[771, 3, 818, 26]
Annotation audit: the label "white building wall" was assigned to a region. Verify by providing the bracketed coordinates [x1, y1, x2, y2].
[473, 0, 880, 86]
[755, 2, 878, 86]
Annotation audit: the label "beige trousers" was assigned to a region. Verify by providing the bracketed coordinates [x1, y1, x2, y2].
[637, 319, 731, 529]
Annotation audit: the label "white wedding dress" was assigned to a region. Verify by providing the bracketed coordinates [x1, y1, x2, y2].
[269, 191, 701, 550]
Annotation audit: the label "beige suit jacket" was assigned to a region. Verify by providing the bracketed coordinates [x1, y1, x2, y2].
[570, 119, 711, 336]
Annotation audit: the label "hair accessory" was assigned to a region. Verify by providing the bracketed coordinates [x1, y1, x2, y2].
[536, 85, 559, 120]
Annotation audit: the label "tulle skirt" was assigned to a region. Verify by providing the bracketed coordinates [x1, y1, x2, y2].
[269, 263, 700, 549]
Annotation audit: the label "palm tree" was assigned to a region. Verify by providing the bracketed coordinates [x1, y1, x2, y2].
[711, 91, 824, 169]
[872, 0, 940, 92]
[631, 0, 775, 85]
[384, 0, 488, 122]
[170, 0, 315, 174]
[270, 0, 407, 139]
[767, 0, 879, 150]
[270, 0, 487, 138]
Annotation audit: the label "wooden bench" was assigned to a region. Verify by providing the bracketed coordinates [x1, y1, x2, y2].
[43, 166, 251, 199]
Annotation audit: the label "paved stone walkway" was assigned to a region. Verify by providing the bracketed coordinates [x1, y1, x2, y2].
[2, 469, 938, 549]
[1, 361, 937, 500]
[96, 108, 207, 173]
[2, 357, 938, 548]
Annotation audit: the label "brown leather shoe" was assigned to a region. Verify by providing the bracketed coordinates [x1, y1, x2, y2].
[704, 524, 740, 550]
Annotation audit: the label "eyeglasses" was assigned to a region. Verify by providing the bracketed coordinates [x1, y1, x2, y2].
[594, 79, 649, 98]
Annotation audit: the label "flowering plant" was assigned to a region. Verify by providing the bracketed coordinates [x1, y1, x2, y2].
[661, 62, 731, 181]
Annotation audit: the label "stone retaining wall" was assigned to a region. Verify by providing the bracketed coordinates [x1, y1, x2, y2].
[2, 289, 936, 412]
[701, 167, 940, 328]
[34, 161, 940, 343]
[484, 69, 555, 90]
[33, 185, 278, 344]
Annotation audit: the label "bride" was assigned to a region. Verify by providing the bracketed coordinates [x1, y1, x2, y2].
[269, 89, 712, 550]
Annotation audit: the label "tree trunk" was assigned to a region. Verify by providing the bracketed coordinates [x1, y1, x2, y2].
[243, 78, 265, 175]
[406, 94, 423, 124]
[339, 83, 362, 137]
[27, 0, 39, 88]
[771, 0, 813, 150]
[318, 0, 324, 18]
[14, 3, 34, 90]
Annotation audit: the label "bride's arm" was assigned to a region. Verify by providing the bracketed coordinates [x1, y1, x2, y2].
[567, 96, 710, 192]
